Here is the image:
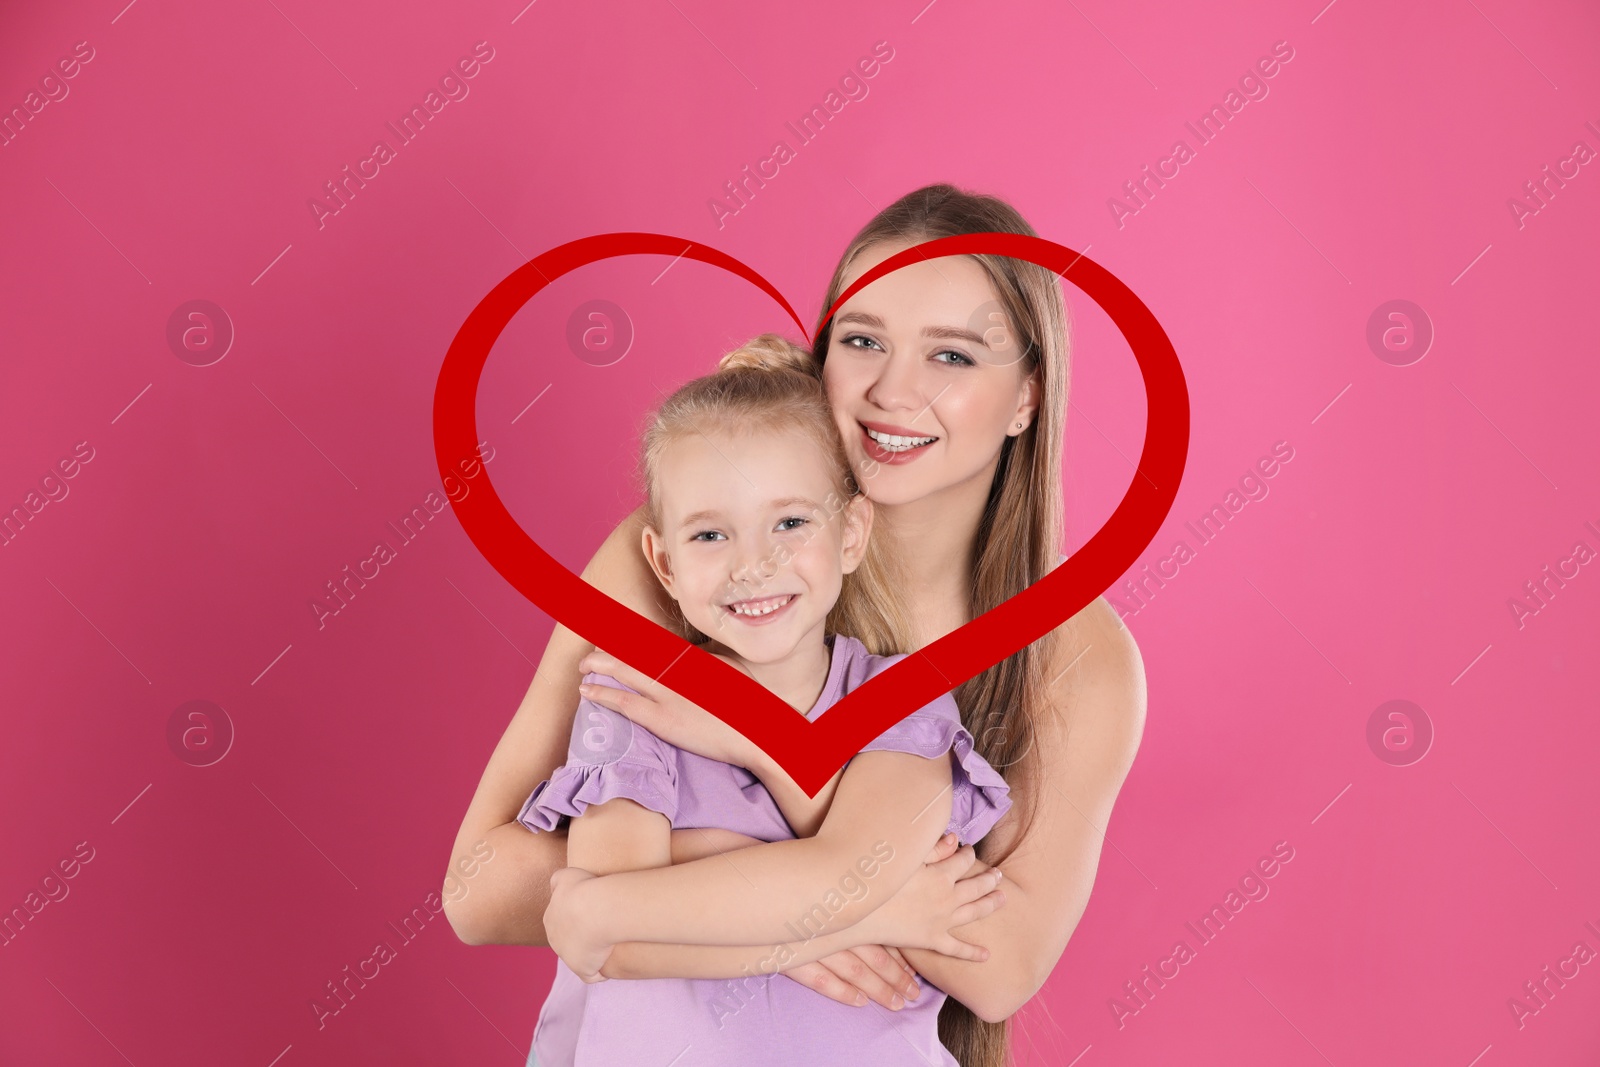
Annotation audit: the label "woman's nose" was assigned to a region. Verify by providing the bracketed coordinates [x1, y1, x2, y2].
[865, 351, 926, 413]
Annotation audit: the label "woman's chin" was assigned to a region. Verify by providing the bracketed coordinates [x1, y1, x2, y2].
[854, 475, 929, 509]
[860, 450, 1006, 512]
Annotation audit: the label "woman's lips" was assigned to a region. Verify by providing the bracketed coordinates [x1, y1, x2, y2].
[722, 592, 799, 626]
[860, 423, 937, 466]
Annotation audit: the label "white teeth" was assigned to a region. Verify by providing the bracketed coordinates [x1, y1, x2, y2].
[866, 428, 936, 451]
[728, 594, 794, 617]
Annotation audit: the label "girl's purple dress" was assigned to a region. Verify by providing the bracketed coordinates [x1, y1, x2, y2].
[517, 634, 1014, 1067]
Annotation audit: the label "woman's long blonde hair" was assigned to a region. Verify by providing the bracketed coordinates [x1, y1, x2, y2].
[637, 334, 908, 655]
[812, 183, 1070, 1067]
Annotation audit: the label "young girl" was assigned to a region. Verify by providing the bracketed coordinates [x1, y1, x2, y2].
[516, 334, 1013, 1066]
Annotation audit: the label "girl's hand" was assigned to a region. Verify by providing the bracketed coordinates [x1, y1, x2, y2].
[544, 867, 612, 983]
[779, 833, 1004, 1008]
[854, 832, 1005, 962]
[579, 650, 758, 768]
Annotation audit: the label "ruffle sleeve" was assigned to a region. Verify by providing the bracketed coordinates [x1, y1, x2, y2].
[856, 700, 1014, 847]
[516, 685, 679, 833]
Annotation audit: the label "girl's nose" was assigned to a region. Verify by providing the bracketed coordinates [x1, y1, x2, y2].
[729, 533, 779, 593]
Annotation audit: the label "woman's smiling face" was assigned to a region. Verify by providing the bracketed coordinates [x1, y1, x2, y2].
[822, 240, 1040, 508]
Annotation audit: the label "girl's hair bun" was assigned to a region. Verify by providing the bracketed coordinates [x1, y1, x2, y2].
[716, 333, 816, 376]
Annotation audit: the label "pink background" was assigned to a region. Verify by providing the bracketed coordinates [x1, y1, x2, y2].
[3, 0, 1597, 1063]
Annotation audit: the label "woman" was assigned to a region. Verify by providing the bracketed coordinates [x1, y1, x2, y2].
[444, 184, 1147, 1067]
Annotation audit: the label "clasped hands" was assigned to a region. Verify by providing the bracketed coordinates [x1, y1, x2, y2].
[543, 832, 1005, 1007]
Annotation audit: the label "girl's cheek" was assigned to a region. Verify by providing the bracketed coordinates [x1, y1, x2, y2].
[800, 531, 844, 569]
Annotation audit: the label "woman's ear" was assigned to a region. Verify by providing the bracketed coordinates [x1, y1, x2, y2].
[640, 525, 676, 595]
[838, 494, 874, 575]
[1009, 369, 1042, 436]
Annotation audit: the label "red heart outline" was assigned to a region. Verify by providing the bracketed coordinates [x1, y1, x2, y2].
[434, 232, 1188, 794]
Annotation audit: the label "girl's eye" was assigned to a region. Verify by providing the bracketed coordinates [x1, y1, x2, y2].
[776, 517, 809, 532]
[933, 349, 977, 367]
[840, 333, 883, 352]
[689, 531, 725, 542]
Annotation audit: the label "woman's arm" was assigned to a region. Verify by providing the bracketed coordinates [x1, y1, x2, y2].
[546, 747, 957, 971]
[892, 597, 1148, 1023]
[442, 506, 671, 947]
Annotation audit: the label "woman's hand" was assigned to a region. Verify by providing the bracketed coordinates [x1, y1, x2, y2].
[782, 944, 925, 1010]
[544, 867, 613, 983]
[779, 832, 1007, 1008]
[579, 650, 758, 768]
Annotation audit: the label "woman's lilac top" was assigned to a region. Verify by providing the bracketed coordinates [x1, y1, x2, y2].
[517, 634, 1014, 1067]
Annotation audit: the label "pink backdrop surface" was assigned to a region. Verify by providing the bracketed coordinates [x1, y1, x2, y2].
[2, 0, 1597, 1063]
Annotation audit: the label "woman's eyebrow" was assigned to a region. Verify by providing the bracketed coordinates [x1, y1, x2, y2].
[834, 310, 885, 329]
[923, 323, 989, 345]
[836, 310, 988, 346]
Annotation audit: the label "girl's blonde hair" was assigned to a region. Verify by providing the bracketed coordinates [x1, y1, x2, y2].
[812, 183, 1069, 1067]
[639, 334, 907, 655]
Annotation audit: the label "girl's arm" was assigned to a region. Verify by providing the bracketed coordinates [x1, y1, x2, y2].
[599, 899, 921, 981]
[557, 803, 956, 1005]
[891, 599, 1148, 1023]
[544, 747, 958, 974]
[576, 651, 846, 837]
[441, 506, 969, 1010]
[554, 599, 1146, 1023]
[599, 832, 1005, 983]
[567, 796, 671, 876]
[568, 598, 1147, 1021]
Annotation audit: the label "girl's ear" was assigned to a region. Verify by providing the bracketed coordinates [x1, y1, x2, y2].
[1009, 368, 1042, 436]
[838, 493, 874, 575]
[640, 525, 676, 595]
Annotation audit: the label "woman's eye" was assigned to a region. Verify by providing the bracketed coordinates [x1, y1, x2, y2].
[933, 349, 976, 367]
[776, 517, 809, 531]
[840, 333, 882, 352]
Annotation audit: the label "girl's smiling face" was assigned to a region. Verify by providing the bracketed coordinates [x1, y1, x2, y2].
[640, 425, 871, 666]
[822, 240, 1040, 508]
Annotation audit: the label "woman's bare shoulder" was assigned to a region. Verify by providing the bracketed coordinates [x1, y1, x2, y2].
[1037, 596, 1147, 783]
[581, 504, 675, 626]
